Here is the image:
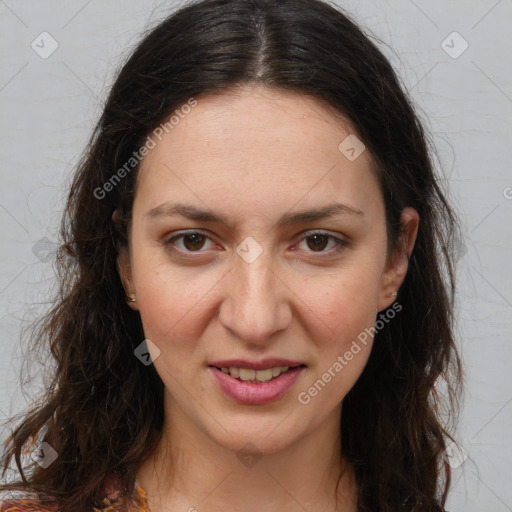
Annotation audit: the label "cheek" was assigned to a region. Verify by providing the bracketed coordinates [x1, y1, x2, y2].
[294, 265, 382, 399]
[130, 248, 215, 345]
[137, 281, 212, 347]
[133, 266, 219, 391]
[300, 264, 382, 344]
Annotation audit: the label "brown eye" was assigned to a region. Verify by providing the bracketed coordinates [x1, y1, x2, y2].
[296, 231, 347, 255]
[182, 233, 206, 251]
[163, 231, 215, 253]
[306, 234, 329, 251]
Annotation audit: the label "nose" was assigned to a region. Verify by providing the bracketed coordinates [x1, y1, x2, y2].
[218, 247, 292, 345]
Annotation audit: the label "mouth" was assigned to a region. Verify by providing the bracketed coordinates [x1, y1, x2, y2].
[207, 361, 307, 405]
[209, 364, 306, 383]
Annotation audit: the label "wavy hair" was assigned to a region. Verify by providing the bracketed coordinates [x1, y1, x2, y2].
[0, 0, 463, 510]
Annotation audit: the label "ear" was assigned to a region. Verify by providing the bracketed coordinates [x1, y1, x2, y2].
[377, 207, 419, 312]
[113, 208, 138, 311]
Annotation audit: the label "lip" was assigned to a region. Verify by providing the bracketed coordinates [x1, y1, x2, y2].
[208, 365, 305, 405]
[208, 358, 305, 371]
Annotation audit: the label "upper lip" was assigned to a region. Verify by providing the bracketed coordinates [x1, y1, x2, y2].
[209, 358, 306, 370]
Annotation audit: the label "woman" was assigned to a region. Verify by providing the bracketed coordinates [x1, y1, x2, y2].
[0, 0, 463, 510]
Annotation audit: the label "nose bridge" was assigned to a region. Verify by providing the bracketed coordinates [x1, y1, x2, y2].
[220, 243, 290, 343]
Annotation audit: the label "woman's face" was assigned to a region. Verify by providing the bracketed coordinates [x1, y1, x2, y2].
[119, 85, 417, 454]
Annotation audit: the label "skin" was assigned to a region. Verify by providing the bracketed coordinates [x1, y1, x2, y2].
[117, 84, 419, 512]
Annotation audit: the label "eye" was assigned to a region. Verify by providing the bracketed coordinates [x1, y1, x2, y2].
[162, 230, 349, 257]
[295, 231, 348, 255]
[163, 231, 217, 253]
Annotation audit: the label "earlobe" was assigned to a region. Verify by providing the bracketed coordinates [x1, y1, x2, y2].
[116, 247, 138, 310]
[377, 207, 419, 311]
[113, 207, 138, 310]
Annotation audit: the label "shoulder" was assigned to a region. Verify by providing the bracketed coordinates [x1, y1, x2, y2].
[0, 477, 147, 512]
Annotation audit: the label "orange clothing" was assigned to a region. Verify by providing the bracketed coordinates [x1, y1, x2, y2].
[0, 483, 150, 512]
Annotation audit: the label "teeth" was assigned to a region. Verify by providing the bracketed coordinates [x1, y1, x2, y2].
[219, 365, 292, 382]
[255, 368, 273, 382]
[238, 368, 256, 381]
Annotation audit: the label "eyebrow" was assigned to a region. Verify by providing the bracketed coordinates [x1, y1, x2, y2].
[144, 201, 364, 229]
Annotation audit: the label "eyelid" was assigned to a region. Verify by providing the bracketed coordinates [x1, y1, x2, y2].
[299, 229, 345, 240]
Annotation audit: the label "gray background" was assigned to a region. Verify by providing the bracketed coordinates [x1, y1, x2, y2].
[0, 0, 511, 509]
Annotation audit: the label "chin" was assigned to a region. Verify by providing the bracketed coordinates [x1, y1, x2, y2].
[204, 411, 306, 456]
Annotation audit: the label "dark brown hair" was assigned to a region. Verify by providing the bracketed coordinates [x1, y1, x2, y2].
[1, 0, 463, 510]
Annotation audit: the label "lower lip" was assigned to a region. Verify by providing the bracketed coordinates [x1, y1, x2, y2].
[209, 366, 305, 405]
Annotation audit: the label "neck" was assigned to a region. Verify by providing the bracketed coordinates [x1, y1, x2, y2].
[136, 397, 357, 512]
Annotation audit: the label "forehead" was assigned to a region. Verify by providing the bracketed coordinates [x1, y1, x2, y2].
[135, 85, 382, 221]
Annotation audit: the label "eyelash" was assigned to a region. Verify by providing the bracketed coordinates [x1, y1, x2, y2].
[162, 230, 349, 258]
